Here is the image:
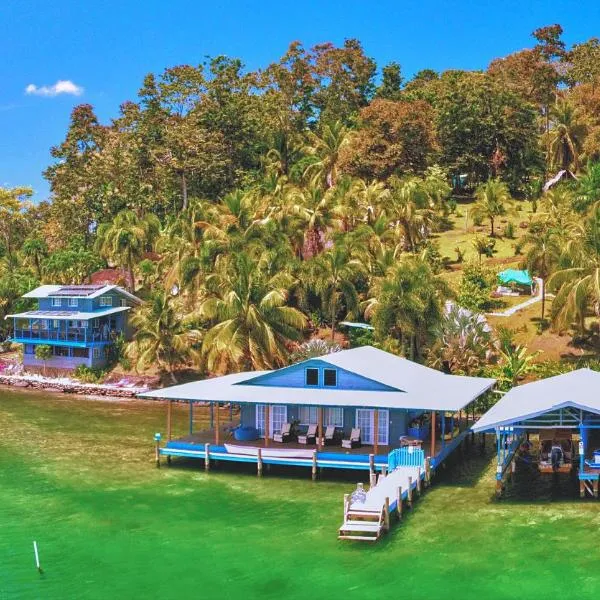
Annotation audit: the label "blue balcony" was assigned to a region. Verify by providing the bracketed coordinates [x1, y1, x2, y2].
[10, 328, 113, 348]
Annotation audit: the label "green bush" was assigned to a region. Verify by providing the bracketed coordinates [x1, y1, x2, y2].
[457, 262, 496, 312]
[504, 221, 515, 239]
[72, 365, 107, 384]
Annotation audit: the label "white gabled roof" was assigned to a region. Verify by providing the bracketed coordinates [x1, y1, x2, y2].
[140, 346, 496, 412]
[472, 369, 600, 432]
[22, 284, 142, 304]
[22, 285, 62, 298]
[6, 306, 131, 320]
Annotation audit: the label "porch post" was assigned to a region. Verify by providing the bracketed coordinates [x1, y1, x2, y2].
[264, 403, 270, 448]
[167, 400, 172, 441]
[317, 406, 323, 450]
[579, 425, 586, 473]
[430, 411, 436, 459]
[373, 409, 379, 455]
[441, 412, 446, 449]
[189, 402, 194, 435]
[215, 402, 220, 445]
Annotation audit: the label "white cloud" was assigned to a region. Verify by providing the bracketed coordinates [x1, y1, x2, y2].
[25, 80, 84, 97]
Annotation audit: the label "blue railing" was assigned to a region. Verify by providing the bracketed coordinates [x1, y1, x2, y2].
[388, 447, 425, 470]
[12, 328, 112, 344]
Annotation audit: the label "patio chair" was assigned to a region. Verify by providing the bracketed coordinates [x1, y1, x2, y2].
[324, 425, 337, 446]
[273, 422, 292, 443]
[342, 428, 361, 449]
[298, 424, 317, 445]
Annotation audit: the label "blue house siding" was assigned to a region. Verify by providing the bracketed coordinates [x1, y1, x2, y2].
[237, 403, 409, 444]
[11, 286, 138, 373]
[239, 359, 401, 392]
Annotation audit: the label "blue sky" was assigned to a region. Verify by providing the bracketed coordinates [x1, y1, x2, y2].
[2, 0, 600, 201]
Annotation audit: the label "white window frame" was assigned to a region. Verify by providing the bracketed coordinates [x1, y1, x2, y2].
[68, 298, 78, 307]
[52, 298, 61, 307]
[99, 296, 113, 307]
[53, 319, 60, 329]
[324, 407, 343, 427]
[80, 320, 88, 328]
[92, 347, 101, 359]
[298, 406, 318, 425]
[120, 298, 128, 307]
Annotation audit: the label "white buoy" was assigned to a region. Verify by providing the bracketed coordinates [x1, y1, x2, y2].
[33, 541, 42, 573]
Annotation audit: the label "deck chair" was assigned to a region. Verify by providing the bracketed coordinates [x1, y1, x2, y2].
[342, 428, 361, 449]
[324, 425, 337, 446]
[298, 424, 317, 445]
[273, 423, 292, 443]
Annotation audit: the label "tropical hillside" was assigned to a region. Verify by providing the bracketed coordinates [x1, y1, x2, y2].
[2, 24, 600, 384]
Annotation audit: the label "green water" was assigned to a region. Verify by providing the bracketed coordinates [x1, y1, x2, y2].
[1, 389, 600, 599]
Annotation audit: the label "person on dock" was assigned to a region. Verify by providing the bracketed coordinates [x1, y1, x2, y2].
[551, 439, 563, 472]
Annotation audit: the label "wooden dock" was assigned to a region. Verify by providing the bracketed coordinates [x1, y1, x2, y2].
[339, 448, 429, 541]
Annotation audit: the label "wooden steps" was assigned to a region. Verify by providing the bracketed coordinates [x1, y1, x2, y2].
[338, 506, 385, 541]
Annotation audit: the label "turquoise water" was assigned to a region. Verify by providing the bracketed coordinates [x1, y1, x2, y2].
[2, 389, 600, 599]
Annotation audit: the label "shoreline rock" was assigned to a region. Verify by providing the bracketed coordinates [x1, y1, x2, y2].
[0, 375, 150, 399]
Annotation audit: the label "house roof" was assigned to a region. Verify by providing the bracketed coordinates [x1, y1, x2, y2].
[472, 369, 600, 432]
[6, 306, 131, 321]
[140, 346, 496, 412]
[22, 284, 142, 304]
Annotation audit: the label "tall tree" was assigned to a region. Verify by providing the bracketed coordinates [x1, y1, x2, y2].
[128, 290, 201, 382]
[309, 244, 364, 340]
[199, 253, 306, 372]
[471, 179, 513, 237]
[95, 210, 160, 291]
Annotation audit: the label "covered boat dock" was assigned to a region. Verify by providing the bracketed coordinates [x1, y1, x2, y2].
[472, 368, 600, 498]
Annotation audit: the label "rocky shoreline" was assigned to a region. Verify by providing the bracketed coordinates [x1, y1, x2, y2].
[0, 374, 150, 398]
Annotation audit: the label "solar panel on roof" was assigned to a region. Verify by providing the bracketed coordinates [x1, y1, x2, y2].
[53, 285, 105, 297]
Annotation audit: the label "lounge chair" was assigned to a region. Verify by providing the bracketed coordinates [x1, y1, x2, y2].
[273, 422, 292, 443]
[298, 424, 317, 445]
[342, 428, 361, 449]
[324, 425, 337, 446]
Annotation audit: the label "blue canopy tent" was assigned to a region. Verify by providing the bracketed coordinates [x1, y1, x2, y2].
[497, 269, 533, 293]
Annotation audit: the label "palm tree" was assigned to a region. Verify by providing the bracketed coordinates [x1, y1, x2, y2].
[127, 290, 201, 383]
[304, 121, 350, 188]
[471, 179, 513, 237]
[198, 253, 306, 373]
[95, 210, 160, 291]
[389, 177, 434, 252]
[291, 182, 336, 258]
[547, 99, 588, 173]
[365, 257, 449, 361]
[548, 206, 600, 333]
[522, 222, 561, 320]
[309, 244, 364, 340]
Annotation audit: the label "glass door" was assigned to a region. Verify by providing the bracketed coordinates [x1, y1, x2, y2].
[256, 404, 288, 437]
[269, 405, 288, 436]
[355, 409, 389, 445]
[356, 409, 374, 444]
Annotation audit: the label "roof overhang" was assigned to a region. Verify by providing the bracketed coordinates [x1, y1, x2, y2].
[6, 306, 131, 320]
[139, 372, 495, 412]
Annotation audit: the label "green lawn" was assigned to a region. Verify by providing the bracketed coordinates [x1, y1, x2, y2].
[435, 200, 533, 265]
[2, 389, 600, 599]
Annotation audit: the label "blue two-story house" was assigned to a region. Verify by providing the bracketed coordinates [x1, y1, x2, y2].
[7, 284, 142, 373]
